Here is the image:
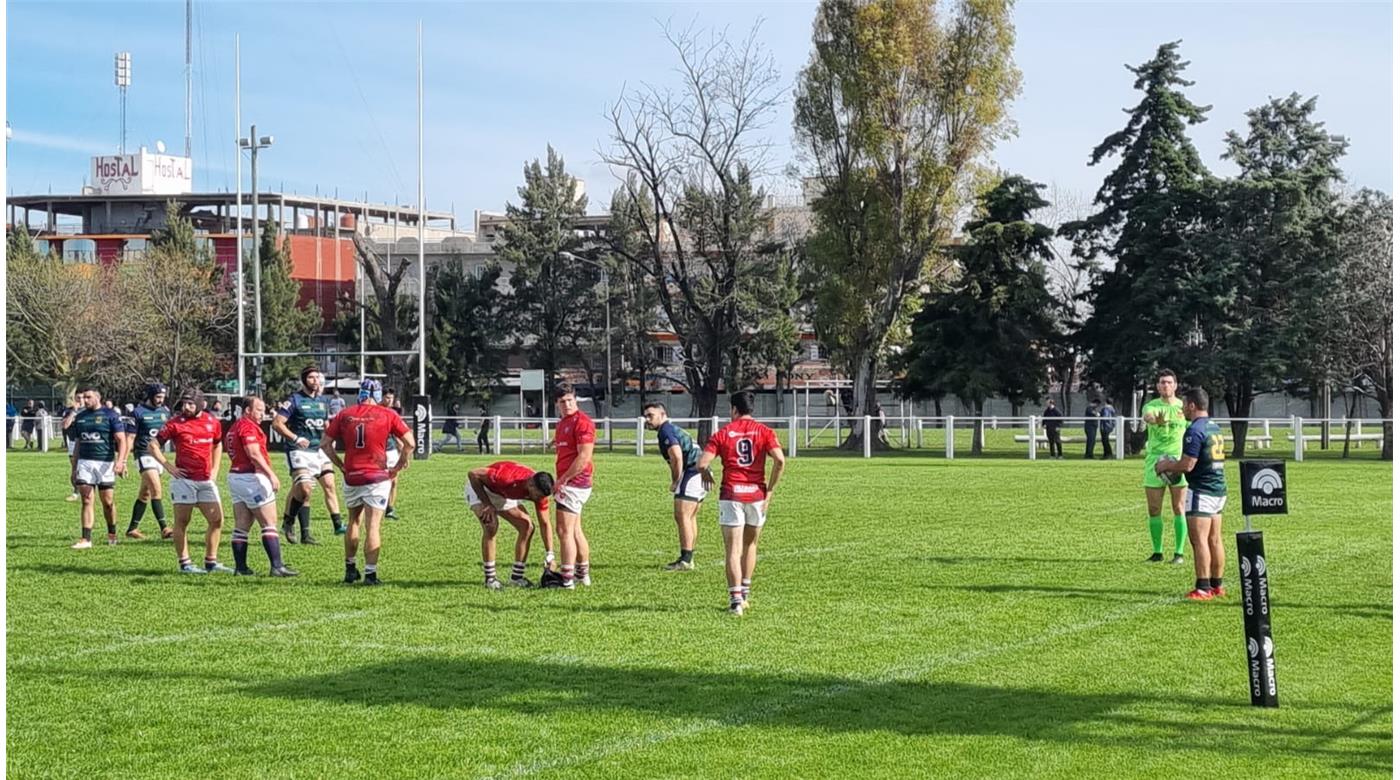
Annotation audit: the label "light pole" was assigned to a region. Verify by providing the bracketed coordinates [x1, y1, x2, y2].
[560, 251, 611, 414]
[238, 126, 273, 389]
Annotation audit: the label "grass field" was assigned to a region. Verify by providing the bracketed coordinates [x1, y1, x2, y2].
[5, 448, 1392, 778]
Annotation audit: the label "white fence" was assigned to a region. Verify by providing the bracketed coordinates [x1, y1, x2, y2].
[11, 414, 1387, 462]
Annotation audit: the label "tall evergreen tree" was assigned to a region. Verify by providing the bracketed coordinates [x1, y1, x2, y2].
[903, 175, 1060, 454]
[1191, 93, 1347, 454]
[426, 261, 509, 405]
[1062, 41, 1212, 410]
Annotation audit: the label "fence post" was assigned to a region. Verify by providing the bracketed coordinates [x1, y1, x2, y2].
[789, 413, 798, 458]
[710, 415, 720, 445]
[492, 416, 501, 456]
[1263, 418, 1271, 448]
[635, 417, 645, 457]
[604, 418, 612, 453]
[1293, 415, 1304, 462]
[862, 415, 872, 459]
[945, 415, 955, 460]
[38, 418, 50, 453]
[1028, 415, 1038, 461]
[916, 417, 923, 449]
[1115, 416, 1126, 460]
[542, 417, 550, 452]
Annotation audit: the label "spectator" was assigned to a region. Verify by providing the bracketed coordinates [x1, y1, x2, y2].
[6, 399, 17, 448]
[327, 387, 346, 417]
[440, 403, 462, 452]
[20, 400, 36, 449]
[1083, 399, 1100, 459]
[476, 407, 492, 453]
[1041, 399, 1064, 459]
[1099, 399, 1118, 459]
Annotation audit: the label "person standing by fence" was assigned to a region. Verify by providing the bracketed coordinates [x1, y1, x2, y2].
[1082, 399, 1100, 459]
[477, 405, 492, 453]
[1099, 400, 1117, 459]
[1041, 399, 1064, 459]
[439, 403, 462, 452]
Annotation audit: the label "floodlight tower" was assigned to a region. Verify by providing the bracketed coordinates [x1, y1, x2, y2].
[114, 52, 131, 153]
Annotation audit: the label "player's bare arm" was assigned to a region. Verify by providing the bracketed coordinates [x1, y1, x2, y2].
[667, 444, 684, 491]
[467, 468, 498, 523]
[765, 446, 786, 510]
[392, 431, 415, 474]
[246, 441, 281, 493]
[319, 438, 344, 472]
[149, 439, 183, 480]
[114, 427, 131, 478]
[695, 451, 717, 490]
[555, 441, 595, 496]
[1159, 454, 1197, 476]
[272, 414, 307, 449]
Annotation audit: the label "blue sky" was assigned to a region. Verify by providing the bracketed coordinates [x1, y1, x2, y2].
[5, 0, 1392, 224]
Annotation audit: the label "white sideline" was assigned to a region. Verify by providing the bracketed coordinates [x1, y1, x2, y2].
[10, 610, 369, 667]
[484, 543, 1368, 779]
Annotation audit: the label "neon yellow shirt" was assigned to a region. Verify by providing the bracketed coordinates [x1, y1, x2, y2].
[1142, 397, 1187, 458]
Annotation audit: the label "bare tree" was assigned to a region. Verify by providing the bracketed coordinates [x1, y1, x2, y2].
[1039, 182, 1093, 414]
[1327, 189, 1392, 459]
[348, 232, 415, 392]
[600, 22, 784, 438]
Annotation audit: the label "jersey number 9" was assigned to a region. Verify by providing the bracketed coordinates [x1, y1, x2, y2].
[736, 438, 754, 466]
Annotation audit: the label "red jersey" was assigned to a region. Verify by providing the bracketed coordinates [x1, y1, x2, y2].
[553, 411, 596, 488]
[225, 416, 269, 474]
[703, 417, 780, 502]
[324, 403, 410, 486]
[157, 411, 223, 481]
[483, 460, 549, 513]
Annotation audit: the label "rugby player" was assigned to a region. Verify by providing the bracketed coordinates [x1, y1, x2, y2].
[68, 387, 131, 548]
[1140, 369, 1188, 564]
[642, 402, 704, 571]
[61, 394, 80, 502]
[125, 383, 173, 540]
[465, 461, 554, 589]
[695, 390, 786, 616]
[1154, 387, 1228, 601]
[382, 389, 406, 520]
[151, 389, 231, 574]
[273, 366, 343, 544]
[225, 395, 297, 577]
[321, 379, 413, 586]
[550, 383, 595, 589]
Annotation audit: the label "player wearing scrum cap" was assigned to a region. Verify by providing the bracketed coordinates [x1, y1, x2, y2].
[125, 382, 173, 540]
[150, 388, 231, 574]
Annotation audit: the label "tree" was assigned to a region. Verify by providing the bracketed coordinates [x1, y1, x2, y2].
[125, 202, 237, 392]
[602, 189, 664, 414]
[254, 230, 323, 395]
[333, 286, 418, 390]
[1324, 190, 1392, 459]
[346, 232, 418, 394]
[602, 23, 785, 438]
[1191, 93, 1347, 455]
[496, 146, 601, 391]
[426, 260, 509, 405]
[794, 0, 1021, 449]
[902, 175, 1059, 453]
[1039, 184, 1093, 414]
[5, 225, 117, 397]
[1061, 41, 1213, 413]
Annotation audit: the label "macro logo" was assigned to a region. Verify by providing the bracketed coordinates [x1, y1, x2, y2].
[1251, 468, 1283, 495]
[1248, 637, 1259, 659]
[1247, 466, 1286, 510]
[1255, 555, 1267, 577]
[1240, 557, 1252, 577]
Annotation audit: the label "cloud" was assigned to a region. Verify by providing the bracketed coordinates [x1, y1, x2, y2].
[9, 129, 110, 156]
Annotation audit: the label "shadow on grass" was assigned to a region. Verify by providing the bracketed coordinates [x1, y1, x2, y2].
[920, 582, 1166, 602]
[238, 655, 1390, 771]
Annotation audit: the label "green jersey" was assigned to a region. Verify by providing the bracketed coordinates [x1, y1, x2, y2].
[1181, 416, 1227, 497]
[129, 403, 171, 454]
[1142, 397, 1188, 458]
[277, 391, 330, 450]
[71, 407, 128, 462]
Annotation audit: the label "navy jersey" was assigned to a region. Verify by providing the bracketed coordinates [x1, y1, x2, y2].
[129, 403, 171, 453]
[277, 391, 330, 450]
[385, 407, 408, 452]
[1182, 416, 1227, 497]
[71, 407, 128, 461]
[656, 422, 700, 470]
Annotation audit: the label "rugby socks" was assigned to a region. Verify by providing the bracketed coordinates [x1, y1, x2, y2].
[1173, 514, 1188, 556]
[283, 497, 304, 529]
[105, 518, 117, 536]
[1195, 578, 1210, 592]
[510, 561, 527, 581]
[261, 528, 285, 569]
[1209, 577, 1222, 590]
[729, 586, 745, 606]
[346, 557, 357, 567]
[680, 549, 694, 564]
[577, 561, 590, 580]
[179, 556, 193, 568]
[1147, 515, 1164, 555]
[561, 564, 575, 586]
[741, 578, 752, 601]
[483, 560, 497, 584]
[297, 506, 312, 534]
[231, 529, 250, 570]
[128, 500, 148, 532]
[151, 499, 167, 530]
[81, 527, 92, 541]
[364, 564, 377, 575]
[204, 556, 219, 571]
[330, 512, 344, 533]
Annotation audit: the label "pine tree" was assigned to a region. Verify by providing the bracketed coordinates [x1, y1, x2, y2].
[1062, 41, 1213, 409]
[426, 261, 508, 404]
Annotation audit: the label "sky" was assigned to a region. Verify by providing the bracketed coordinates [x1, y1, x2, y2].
[4, 0, 1392, 226]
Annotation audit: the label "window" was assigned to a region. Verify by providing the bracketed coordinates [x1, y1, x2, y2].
[653, 345, 676, 364]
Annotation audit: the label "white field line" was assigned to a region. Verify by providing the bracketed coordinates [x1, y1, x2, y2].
[10, 610, 369, 667]
[485, 543, 1369, 779]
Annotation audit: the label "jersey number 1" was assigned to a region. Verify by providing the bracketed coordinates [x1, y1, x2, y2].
[354, 424, 366, 449]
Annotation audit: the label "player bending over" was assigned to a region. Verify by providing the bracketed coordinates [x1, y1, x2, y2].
[322, 379, 413, 586]
[695, 390, 786, 616]
[273, 366, 343, 544]
[1154, 387, 1228, 601]
[643, 402, 705, 571]
[151, 389, 231, 574]
[465, 461, 554, 589]
[68, 387, 131, 548]
[225, 395, 297, 577]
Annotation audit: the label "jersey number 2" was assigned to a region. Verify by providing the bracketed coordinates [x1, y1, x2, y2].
[736, 438, 754, 466]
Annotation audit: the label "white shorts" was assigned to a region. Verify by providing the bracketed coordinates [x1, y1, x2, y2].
[286, 448, 333, 476]
[386, 449, 401, 470]
[1185, 489, 1227, 518]
[555, 484, 592, 515]
[464, 481, 519, 512]
[74, 459, 116, 488]
[137, 454, 165, 474]
[719, 499, 767, 528]
[344, 480, 391, 510]
[228, 473, 277, 509]
[674, 469, 707, 502]
[171, 478, 221, 505]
